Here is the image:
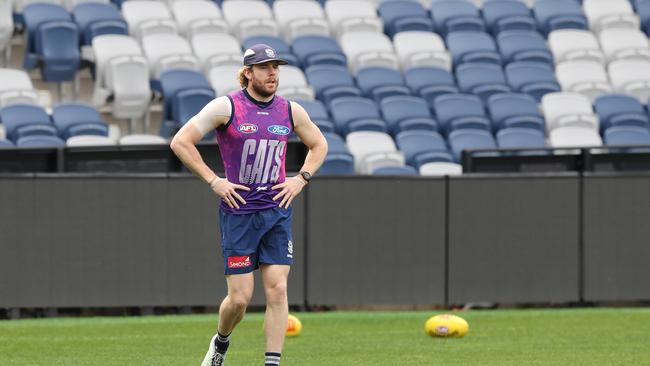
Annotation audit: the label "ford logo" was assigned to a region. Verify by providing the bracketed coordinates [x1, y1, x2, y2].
[268, 125, 290, 135]
[239, 123, 258, 134]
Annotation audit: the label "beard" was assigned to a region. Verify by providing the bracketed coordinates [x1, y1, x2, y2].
[250, 77, 278, 99]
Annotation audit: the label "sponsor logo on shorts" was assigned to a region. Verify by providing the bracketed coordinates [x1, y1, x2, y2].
[287, 240, 293, 258]
[239, 123, 258, 134]
[228, 256, 252, 269]
[268, 125, 290, 135]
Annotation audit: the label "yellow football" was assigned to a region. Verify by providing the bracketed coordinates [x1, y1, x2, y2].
[286, 314, 303, 337]
[424, 314, 469, 338]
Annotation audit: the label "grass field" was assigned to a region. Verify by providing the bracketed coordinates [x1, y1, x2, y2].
[1, 308, 649, 365]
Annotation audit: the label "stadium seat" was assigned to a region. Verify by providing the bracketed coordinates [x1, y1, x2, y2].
[482, 0, 537, 34]
[275, 65, 314, 100]
[548, 29, 605, 65]
[392, 31, 452, 71]
[455, 62, 510, 102]
[603, 126, 650, 147]
[549, 126, 602, 147]
[324, 0, 383, 38]
[121, 0, 177, 41]
[0, 139, 14, 149]
[329, 97, 387, 135]
[52, 102, 109, 139]
[22, 3, 72, 71]
[66, 135, 116, 146]
[433, 94, 492, 134]
[339, 32, 399, 73]
[608, 59, 650, 103]
[496, 127, 546, 149]
[395, 129, 449, 167]
[171, 0, 228, 38]
[637, 0, 650, 36]
[505, 61, 561, 101]
[273, 0, 330, 41]
[355, 66, 410, 102]
[346, 130, 404, 174]
[377, 0, 433, 37]
[34, 20, 81, 82]
[593, 94, 650, 132]
[372, 165, 418, 176]
[555, 60, 612, 101]
[496, 30, 553, 65]
[0, 104, 57, 141]
[172, 88, 215, 127]
[430, 0, 485, 36]
[418, 161, 463, 176]
[446, 31, 502, 66]
[295, 99, 334, 132]
[487, 93, 545, 131]
[16, 135, 65, 148]
[222, 0, 279, 40]
[72, 3, 128, 47]
[142, 34, 199, 81]
[0, 69, 39, 107]
[323, 132, 349, 154]
[404, 66, 458, 105]
[291, 35, 347, 68]
[448, 128, 497, 162]
[208, 65, 241, 96]
[533, 0, 588, 35]
[380, 96, 438, 134]
[305, 65, 361, 105]
[159, 68, 212, 123]
[583, 0, 639, 34]
[119, 134, 167, 145]
[242, 36, 298, 66]
[104, 54, 152, 119]
[541, 92, 599, 132]
[599, 28, 650, 63]
[64, 0, 109, 11]
[192, 33, 242, 72]
[319, 153, 355, 175]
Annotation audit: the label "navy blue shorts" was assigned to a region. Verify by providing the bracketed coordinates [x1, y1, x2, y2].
[219, 206, 293, 275]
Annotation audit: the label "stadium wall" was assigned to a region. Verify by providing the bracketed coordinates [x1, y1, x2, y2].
[0, 173, 648, 309]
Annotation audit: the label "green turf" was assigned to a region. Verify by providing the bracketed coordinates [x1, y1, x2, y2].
[1, 308, 649, 365]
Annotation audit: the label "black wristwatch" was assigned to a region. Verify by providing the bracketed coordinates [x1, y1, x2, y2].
[299, 171, 312, 183]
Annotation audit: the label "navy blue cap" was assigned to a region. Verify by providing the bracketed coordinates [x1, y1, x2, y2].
[243, 44, 288, 66]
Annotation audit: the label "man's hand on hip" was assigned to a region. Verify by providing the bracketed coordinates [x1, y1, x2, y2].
[210, 177, 250, 209]
[272, 176, 307, 209]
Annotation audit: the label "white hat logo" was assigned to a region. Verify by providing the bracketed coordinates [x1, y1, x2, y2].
[265, 48, 275, 58]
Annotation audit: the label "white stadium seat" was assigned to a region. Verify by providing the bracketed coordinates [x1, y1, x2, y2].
[91, 35, 143, 107]
[548, 29, 605, 65]
[0, 69, 39, 107]
[419, 162, 463, 176]
[222, 0, 280, 40]
[277, 65, 315, 101]
[599, 28, 650, 63]
[555, 61, 612, 101]
[141, 34, 199, 78]
[393, 31, 452, 71]
[339, 31, 399, 73]
[119, 134, 167, 145]
[208, 65, 242, 96]
[192, 33, 242, 72]
[608, 59, 650, 103]
[583, 0, 639, 34]
[105, 55, 152, 119]
[273, 0, 330, 41]
[541, 92, 600, 133]
[346, 130, 401, 174]
[66, 135, 116, 146]
[122, 0, 177, 41]
[325, 0, 383, 38]
[172, 0, 228, 38]
[549, 126, 603, 148]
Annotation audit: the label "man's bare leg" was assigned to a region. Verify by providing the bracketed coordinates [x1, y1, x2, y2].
[261, 264, 290, 365]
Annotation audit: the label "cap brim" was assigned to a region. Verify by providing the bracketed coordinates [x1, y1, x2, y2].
[246, 58, 289, 66]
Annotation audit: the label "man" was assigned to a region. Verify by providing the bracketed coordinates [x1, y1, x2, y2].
[170, 44, 328, 366]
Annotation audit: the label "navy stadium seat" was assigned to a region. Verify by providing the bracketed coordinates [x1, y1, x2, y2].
[295, 99, 335, 133]
[379, 95, 438, 134]
[378, 0, 433, 37]
[159, 69, 213, 136]
[433, 94, 492, 134]
[0, 104, 57, 141]
[487, 93, 546, 131]
[319, 153, 355, 175]
[324, 132, 349, 154]
[34, 20, 80, 82]
[430, 0, 485, 36]
[72, 2, 128, 46]
[16, 135, 65, 148]
[505, 61, 561, 101]
[637, 0, 650, 35]
[446, 31, 502, 66]
[604, 126, 650, 147]
[448, 128, 498, 162]
[482, 0, 537, 34]
[173, 88, 216, 126]
[496, 30, 554, 65]
[496, 127, 547, 150]
[355, 66, 410, 102]
[593, 94, 650, 133]
[404, 66, 458, 105]
[534, 0, 588, 35]
[395, 129, 449, 167]
[243, 36, 299, 66]
[22, 4, 73, 72]
[455, 63, 510, 102]
[329, 97, 387, 135]
[305, 65, 361, 105]
[292, 35, 347, 68]
[52, 102, 109, 139]
[372, 165, 418, 176]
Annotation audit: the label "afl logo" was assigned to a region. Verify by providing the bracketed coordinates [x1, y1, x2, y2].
[239, 123, 258, 134]
[268, 125, 290, 135]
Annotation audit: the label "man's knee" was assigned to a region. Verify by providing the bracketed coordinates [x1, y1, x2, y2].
[265, 281, 288, 305]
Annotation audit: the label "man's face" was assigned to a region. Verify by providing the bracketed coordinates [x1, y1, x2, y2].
[246, 61, 280, 98]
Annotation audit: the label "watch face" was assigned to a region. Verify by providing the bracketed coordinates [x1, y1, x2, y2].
[301, 171, 311, 181]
